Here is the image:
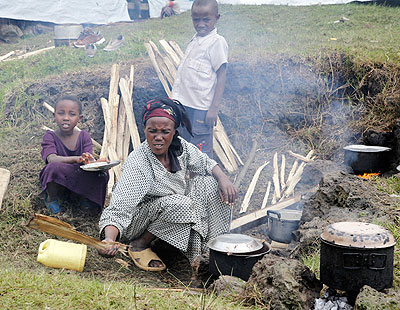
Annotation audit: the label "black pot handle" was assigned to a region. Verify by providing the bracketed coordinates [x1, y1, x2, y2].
[267, 210, 281, 220]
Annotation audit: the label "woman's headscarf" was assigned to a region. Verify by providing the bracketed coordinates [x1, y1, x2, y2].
[142, 98, 192, 172]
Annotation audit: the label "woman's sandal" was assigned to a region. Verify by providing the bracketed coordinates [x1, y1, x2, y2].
[128, 248, 166, 272]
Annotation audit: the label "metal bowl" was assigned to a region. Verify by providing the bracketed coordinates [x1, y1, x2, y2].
[207, 233, 263, 254]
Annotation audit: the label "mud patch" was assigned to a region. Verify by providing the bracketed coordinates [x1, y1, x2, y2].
[243, 254, 322, 309]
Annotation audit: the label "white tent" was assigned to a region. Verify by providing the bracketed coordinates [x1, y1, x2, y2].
[0, 0, 131, 24]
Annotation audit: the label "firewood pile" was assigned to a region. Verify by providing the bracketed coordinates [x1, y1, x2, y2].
[239, 150, 314, 214]
[99, 64, 140, 194]
[144, 40, 243, 173]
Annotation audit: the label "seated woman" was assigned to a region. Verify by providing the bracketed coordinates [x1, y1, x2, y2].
[39, 95, 109, 214]
[98, 98, 237, 271]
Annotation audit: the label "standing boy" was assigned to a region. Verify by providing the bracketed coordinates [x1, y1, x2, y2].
[172, 0, 227, 158]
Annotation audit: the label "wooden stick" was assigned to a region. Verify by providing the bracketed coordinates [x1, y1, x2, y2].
[108, 64, 120, 157]
[261, 181, 271, 210]
[5, 46, 55, 61]
[108, 146, 122, 181]
[214, 119, 238, 171]
[119, 78, 141, 148]
[145, 43, 171, 97]
[234, 140, 257, 188]
[231, 195, 301, 233]
[42, 102, 102, 151]
[168, 40, 185, 59]
[288, 150, 314, 163]
[27, 214, 127, 254]
[284, 162, 306, 197]
[213, 136, 234, 173]
[159, 39, 181, 67]
[100, 98, 111, 159]
[239, 161, 269, 214]
[286, 160, 298, 187]
[122, 65, 135, 159]
[280, 154, 286, 189]
[272, 152, 281, 200]
[148, 41, 175, 87]
[0, 50, 15, 61]
[116, 97, 127, 160]
[0, 168, 11, 210]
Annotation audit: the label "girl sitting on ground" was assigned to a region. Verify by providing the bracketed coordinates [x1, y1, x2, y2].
[39, 95, 109, 214]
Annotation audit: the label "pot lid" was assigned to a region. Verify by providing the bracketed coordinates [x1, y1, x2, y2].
[268, 209, 302, 221]
[343, 145, 391, 153]
[207, 233, 263, 254]
[321, 222, 396, 248]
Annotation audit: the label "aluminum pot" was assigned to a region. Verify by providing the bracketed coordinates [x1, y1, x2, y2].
[208, 234, 270, 281]
[343, 145, 391, 174]
[267, 209, 302, 244]
[320, 222, 396, 292]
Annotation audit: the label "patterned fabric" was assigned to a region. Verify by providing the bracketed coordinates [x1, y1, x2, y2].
[99, 137, 231, 263]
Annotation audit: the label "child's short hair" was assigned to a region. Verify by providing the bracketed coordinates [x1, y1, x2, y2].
[55, 95, 82, 114]
[192, 0, 218, 14]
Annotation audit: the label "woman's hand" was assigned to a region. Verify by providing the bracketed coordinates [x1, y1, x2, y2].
[98, 238, 120, 258]
[217, 175, 238, 205]
[78, 152, 95, 164]
[212, 165, 238, 205]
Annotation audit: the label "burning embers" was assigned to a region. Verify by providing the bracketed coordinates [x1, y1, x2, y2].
[357, 172, 380, 179]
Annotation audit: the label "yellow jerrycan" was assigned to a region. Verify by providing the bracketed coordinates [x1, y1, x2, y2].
[37, 239, 87, 272]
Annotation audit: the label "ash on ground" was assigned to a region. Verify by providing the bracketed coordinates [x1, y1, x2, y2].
[314, 288, 353, 310]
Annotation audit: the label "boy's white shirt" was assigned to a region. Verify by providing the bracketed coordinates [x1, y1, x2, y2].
[172, 28, 228, 111]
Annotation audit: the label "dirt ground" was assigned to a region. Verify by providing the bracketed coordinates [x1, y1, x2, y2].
[1, 55, 399, 296]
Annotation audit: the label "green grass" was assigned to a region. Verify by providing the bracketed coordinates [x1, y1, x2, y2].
[0, 260, 254, 310]
[1, 4, 400, 122]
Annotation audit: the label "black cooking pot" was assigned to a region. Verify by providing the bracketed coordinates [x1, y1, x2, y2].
[320, 222, 396, 292]
[208, 234, 270, 281]
[343, 145, 391, 173]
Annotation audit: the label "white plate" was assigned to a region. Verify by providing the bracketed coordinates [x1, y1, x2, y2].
[343, 145, 391, 153]
[80, 160, 121, 172]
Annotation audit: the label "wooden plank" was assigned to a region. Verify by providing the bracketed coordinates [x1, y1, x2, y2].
[100, 98, 112, 159]
[148, 41, 174, 86]
[234, 140, 257, 189]
[0, 50, 15, 61]
[213, 136, 234, 173]
[4, 46, 55, 61]
[239, 161, 269, 214]
[168, 40, 184, 59]
[0, 168, 11, 209]
[119, 78, 141, 148]
[230, 195, 301, 233]
[116, 96, 127, 160]
[145, 43, 171, 97]
[214, 118, 238, 171]
[159, 39, 181, 67]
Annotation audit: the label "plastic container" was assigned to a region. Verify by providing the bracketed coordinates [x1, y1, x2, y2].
[54, 24, 83, 47]
[37, 239, 87, 272]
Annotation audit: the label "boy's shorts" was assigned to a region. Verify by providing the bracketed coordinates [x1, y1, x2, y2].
[179, 106, 214, 159]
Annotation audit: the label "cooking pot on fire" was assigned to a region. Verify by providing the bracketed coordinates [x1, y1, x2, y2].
[208, 233, 270, 281]
[267, 209, 302, 244]
[320, 222, 396, 292]
[343, 145, 391, 174]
